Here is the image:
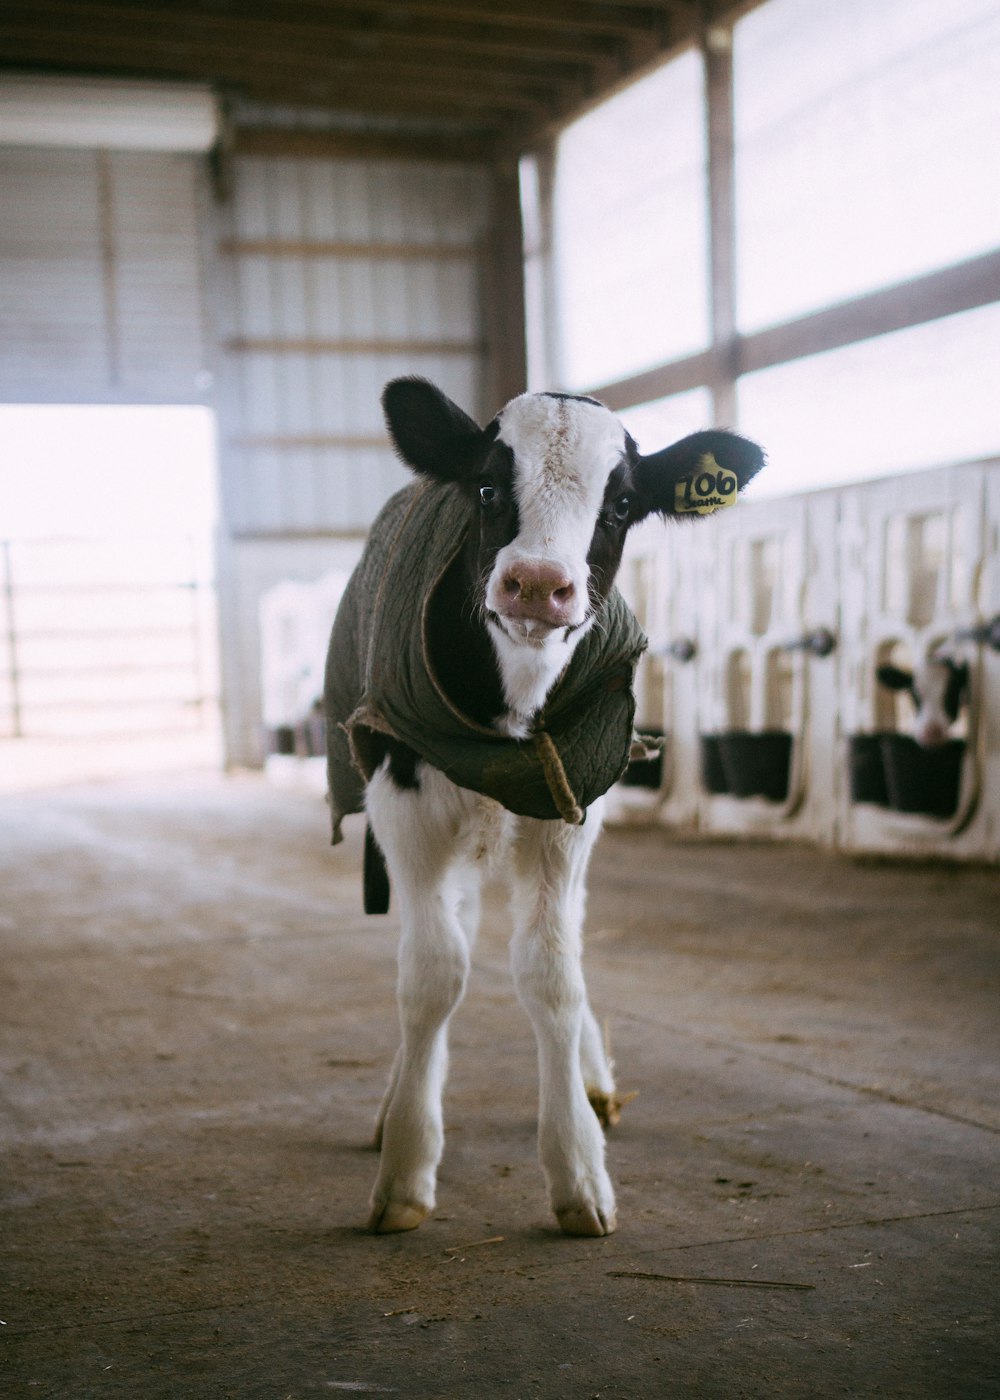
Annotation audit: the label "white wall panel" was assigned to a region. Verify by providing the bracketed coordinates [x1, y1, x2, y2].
[0, 147, 210, 404]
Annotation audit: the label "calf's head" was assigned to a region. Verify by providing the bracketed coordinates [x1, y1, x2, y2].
[383, 377, 765, 645]
[876, 655, 969, 747]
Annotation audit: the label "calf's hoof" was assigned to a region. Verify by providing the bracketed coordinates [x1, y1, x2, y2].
[368, 1199, 428, 1234]
[556, 1204, 617, 1237]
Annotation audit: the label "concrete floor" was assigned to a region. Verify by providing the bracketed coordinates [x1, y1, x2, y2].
[1, 774, 998, 1399]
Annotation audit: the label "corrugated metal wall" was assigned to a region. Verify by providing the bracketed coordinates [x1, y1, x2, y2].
[211, 148, 494, 763]
[0, 147, 209, 404]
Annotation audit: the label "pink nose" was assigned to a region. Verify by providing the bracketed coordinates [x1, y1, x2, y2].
[499, 562, 576, 625]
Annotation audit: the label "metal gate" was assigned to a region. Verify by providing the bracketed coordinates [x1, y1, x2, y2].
[616, 460, 1000, 861]
[0, 535, 217, 741]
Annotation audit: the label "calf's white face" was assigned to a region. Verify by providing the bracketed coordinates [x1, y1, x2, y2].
[486, 394, 628, 642]
[380, 376, 764, 730]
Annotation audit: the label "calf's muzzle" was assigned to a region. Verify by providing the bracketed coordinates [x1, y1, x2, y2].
[498, 560, 577, 626]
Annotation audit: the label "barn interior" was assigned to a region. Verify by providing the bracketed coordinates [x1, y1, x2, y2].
[2, 2, 999, 1397]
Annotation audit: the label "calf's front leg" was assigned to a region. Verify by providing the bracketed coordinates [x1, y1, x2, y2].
[510, 800, 617, 1237]
[365, 763, 474, 1233]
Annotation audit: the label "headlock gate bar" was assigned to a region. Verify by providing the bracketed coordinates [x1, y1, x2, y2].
[617, 459, 1000, 862]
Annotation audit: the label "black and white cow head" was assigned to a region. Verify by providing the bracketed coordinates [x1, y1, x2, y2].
[876, 654, 970, 748]
[382, 377, 764, 649]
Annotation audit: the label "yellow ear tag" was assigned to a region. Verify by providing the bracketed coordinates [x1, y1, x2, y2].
[674, 452, 739, 515]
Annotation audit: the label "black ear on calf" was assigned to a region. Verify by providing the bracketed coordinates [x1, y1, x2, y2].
[634, 430, 766, 519]
[382, 377, 485, 482]
[876, 663, 914, 692]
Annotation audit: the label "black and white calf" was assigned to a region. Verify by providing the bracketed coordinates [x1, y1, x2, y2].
[876, 653, 970, 748]
[325, 378, 764, 1237]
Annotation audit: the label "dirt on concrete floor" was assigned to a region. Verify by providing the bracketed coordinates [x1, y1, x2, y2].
[1, 773, 998, 1399]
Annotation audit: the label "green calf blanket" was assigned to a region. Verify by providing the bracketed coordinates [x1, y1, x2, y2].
[324, 479, 648, 845]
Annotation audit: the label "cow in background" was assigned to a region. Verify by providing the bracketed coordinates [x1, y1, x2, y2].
[876, 653, 970, 747]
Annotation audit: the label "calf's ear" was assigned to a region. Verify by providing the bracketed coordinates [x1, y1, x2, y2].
[876, 663, 914, 691]
[635, 430, 765, 518]
[382, 377, 485, 482]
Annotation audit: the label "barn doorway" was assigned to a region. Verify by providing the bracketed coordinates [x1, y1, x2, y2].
[0, 403, 221, 791]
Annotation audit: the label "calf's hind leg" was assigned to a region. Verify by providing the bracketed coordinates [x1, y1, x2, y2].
[365, 761, 476, 1233]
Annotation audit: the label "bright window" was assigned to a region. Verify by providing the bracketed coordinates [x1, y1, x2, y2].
[0, 404, 217, 538]
[0, 405, 220, 773]
[619, 388, 714, 454]
[737, 302, 1000, 497]
[552, 49, 708, 390]
[735, 0, 1000, 331]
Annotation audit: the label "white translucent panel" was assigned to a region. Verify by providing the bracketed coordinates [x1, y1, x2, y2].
[553, 50, 709, 390]
[735, 0, 1000, 331]
[737, 303, 1000, 498]
[618, 388, 713, 453]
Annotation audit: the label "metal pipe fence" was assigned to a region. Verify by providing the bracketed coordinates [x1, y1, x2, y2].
[0, 535, 218, 741]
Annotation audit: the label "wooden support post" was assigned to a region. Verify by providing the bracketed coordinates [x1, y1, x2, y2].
[703, 22, 738, 427]
[483, 161, 529, 412]
[529, 141, 564, 391]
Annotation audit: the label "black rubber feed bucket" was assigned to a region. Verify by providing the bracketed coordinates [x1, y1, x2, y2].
[700, 731, 793, 801]
[848, 733, 891, 806]
[719, 731, 793, 802]
[879, 734, 965, 819]
[699, 734, 729, 794]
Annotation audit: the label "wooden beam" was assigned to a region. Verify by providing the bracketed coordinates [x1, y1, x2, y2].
[234, 79, 536, 124]
[75, 0, 672, 42]
[219, 238, 478, 260]
[230, 434, 391, 450]
[288, 0, 670, 37]
[509, 8, 690, 154]
[225, 337, 483, 355]
[589, 350, 717, 412]
[0, 3, 628, 69]
[589, 248, 1000, 410]
[0, 45, 550, 123]
[230, 129, 496, 164]
[230, 527, 369, 542]
[0, 30, 562, 108]
[737, 249, 1000, 375]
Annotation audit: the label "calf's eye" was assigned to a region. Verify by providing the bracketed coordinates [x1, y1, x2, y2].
[612, 495, 631, 522]
[479, 482, 497, 505]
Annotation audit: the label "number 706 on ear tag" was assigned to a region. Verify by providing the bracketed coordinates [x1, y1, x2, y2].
[674, 453, 739, 515]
